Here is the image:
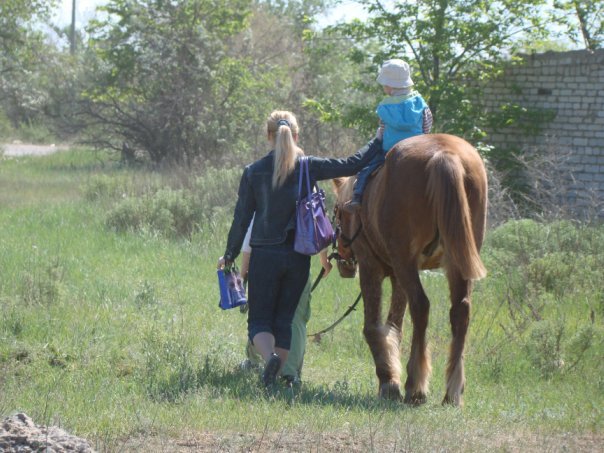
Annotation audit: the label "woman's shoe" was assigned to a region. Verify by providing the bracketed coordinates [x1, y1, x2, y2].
[262, 353, 281, 387]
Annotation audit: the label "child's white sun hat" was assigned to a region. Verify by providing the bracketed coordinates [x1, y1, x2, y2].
[377, 59, 414, 88]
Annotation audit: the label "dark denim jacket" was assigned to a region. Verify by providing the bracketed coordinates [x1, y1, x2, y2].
[223, 138, 382, 261]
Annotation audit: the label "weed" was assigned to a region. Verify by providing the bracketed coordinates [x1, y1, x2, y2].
[82, 175, 126, 201]
[140, 328, 199, 402]
[19, 259, 64, 306]
[525, 320, 564, 378]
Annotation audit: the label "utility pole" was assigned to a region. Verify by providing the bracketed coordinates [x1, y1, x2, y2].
[70, 0, 76, 54]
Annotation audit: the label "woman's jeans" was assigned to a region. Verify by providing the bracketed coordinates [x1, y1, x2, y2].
[247, 241, 311, 350]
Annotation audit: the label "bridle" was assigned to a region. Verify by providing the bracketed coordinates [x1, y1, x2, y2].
[333, 203, 362, 258]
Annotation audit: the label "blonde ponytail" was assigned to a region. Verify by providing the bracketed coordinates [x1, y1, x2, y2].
[267, 111, 303, 188]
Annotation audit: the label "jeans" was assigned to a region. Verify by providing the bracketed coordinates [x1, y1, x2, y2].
[246, 277, 311, 379]
[353, 152, 386, 197]
[247, 240, 311, 349]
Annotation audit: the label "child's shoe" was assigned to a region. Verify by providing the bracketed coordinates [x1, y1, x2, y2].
[343, 194, 362, 213]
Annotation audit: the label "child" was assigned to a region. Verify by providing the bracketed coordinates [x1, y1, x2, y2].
[345, 59, 433, 211]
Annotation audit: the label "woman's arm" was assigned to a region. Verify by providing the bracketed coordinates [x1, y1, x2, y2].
[311, 135, 383, 181]
[223, 168, 256, 263]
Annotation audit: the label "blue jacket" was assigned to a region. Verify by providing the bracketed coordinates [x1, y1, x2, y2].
[223, 138, 382, 261]
[377, 92, 428, 152]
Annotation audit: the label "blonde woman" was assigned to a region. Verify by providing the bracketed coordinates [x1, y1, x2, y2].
[217, 110, 382, 388]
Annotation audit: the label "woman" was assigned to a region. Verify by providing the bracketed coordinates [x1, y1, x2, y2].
[239, 215, 333, 386]
[217, 110, 382, 387]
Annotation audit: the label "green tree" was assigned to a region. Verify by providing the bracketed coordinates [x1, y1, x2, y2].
[84, 0, 265, 165]
[0, 0, 58, 128]
[330, 0, 550, 139]
[553, 1, 603, 50]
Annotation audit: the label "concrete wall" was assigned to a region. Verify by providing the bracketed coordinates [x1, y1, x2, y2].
[481, 49, 604, 218]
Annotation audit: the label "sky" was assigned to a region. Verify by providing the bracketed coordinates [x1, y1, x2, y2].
[54, 0, 105, 27]
[53, 0, 368, 28]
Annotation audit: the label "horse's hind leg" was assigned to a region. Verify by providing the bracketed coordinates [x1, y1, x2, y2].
[443, 268, 473, 406]
[359, 265, 403, 401]
[397, 268, 431, 405]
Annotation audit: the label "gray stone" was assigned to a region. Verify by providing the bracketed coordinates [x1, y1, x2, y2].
[0, 413, 94, 453]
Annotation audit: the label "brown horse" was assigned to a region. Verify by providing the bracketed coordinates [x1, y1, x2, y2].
[332, 133, 487, 406]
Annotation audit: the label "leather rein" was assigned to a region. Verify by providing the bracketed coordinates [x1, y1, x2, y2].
[307, 204, 363, 339]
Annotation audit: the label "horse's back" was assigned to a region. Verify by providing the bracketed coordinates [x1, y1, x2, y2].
[367, 134, 487, 279]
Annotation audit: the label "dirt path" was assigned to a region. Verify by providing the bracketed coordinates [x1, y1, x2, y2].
[1, 142, 68, 157]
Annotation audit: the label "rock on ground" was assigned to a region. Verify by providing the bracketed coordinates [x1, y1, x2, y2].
[0, 413, 94, 452]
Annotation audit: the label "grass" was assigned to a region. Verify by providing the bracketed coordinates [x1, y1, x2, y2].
[0, 149, 602, 451]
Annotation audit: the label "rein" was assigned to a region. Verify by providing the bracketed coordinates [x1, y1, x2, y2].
[339, 223, 363, 248]
[307, 292, 362, 340]
[307, 203, 363, 339]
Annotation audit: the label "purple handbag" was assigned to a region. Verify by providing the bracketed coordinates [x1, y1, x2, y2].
[294, 156, 335, 255]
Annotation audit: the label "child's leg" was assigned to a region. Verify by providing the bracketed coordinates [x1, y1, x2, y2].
[280, 278, 312, 381]
[349, 155, 385, 206]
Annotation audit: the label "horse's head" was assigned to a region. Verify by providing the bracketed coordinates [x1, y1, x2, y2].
[332, 177, 359, 278]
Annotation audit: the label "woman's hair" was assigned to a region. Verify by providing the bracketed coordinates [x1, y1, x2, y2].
[267, 110, 303, 188]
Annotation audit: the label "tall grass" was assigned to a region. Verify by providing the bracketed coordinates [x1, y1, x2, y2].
[0, 149, 602, 450]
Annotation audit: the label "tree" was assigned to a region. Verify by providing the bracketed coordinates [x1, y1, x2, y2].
[553, 1, 603, 50]
[0, 0, 58, 127]
[329, 0, 550, 139]
[83, 0, 263, 165]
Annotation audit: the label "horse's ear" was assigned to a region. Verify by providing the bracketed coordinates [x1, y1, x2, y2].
[332, 177, 346, 194]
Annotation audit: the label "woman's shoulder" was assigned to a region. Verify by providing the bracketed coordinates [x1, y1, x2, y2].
[246, 151, 274, 169]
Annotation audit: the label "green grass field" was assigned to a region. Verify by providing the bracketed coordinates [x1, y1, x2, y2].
[0, 149, 602, 451]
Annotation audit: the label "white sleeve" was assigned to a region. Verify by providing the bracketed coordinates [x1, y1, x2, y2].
[241, 215, 254, 253]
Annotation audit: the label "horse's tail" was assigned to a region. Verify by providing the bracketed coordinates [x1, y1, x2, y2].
[427, 151, 486, 281]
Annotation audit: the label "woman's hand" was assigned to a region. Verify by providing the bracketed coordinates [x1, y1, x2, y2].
[217, 256, 231, 270]
[320, 250, 332, 278]
[375, 125, 385, 141]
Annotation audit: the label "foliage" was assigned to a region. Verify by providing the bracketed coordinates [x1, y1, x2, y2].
[106, 189, 200, 237]
[328, 0, 551, 141]
[482, 219, 603, 331]
[97, 165, 242, 237]
[552, 1, 604, 50]
[83, 0, 262, 165]
[0, 0, 61, 129]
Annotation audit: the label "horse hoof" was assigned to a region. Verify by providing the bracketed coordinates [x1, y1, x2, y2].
[379, 383, 402, 401]
[404, 391, 427, 406]
[442, 394, 463, 407]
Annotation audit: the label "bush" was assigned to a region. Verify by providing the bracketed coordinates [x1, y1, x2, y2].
[525, 320, 564, 378]
[194, 166, 242, 223]
[82, 175, 127, 201]
[106, 188, 201, 238]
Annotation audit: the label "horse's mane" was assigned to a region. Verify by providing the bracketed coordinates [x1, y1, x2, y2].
[332, 176, 356, 203]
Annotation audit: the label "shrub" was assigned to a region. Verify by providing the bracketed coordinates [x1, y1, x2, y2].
[82, 175, 126, 201]
[105, 188, 201, 238]
[194, 166, 242, 223]
[105, 197, 147, 233]
[525, 320, 564, 378]
[141, 328, 198, 402]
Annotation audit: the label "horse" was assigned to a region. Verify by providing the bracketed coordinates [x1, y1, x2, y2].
[332, 133, 488, 406]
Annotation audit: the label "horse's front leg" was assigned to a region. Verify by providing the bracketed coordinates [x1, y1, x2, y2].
[359, 263, 402, 401]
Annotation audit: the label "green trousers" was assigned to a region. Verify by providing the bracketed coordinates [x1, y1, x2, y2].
[246, 277, 312, 380]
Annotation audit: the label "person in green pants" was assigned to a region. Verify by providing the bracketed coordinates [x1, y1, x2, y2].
[240, 216, 331, 386]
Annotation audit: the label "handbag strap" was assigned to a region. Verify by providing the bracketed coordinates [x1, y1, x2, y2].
[297, 156, 320, 202]
[297, 156, 311, 201]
